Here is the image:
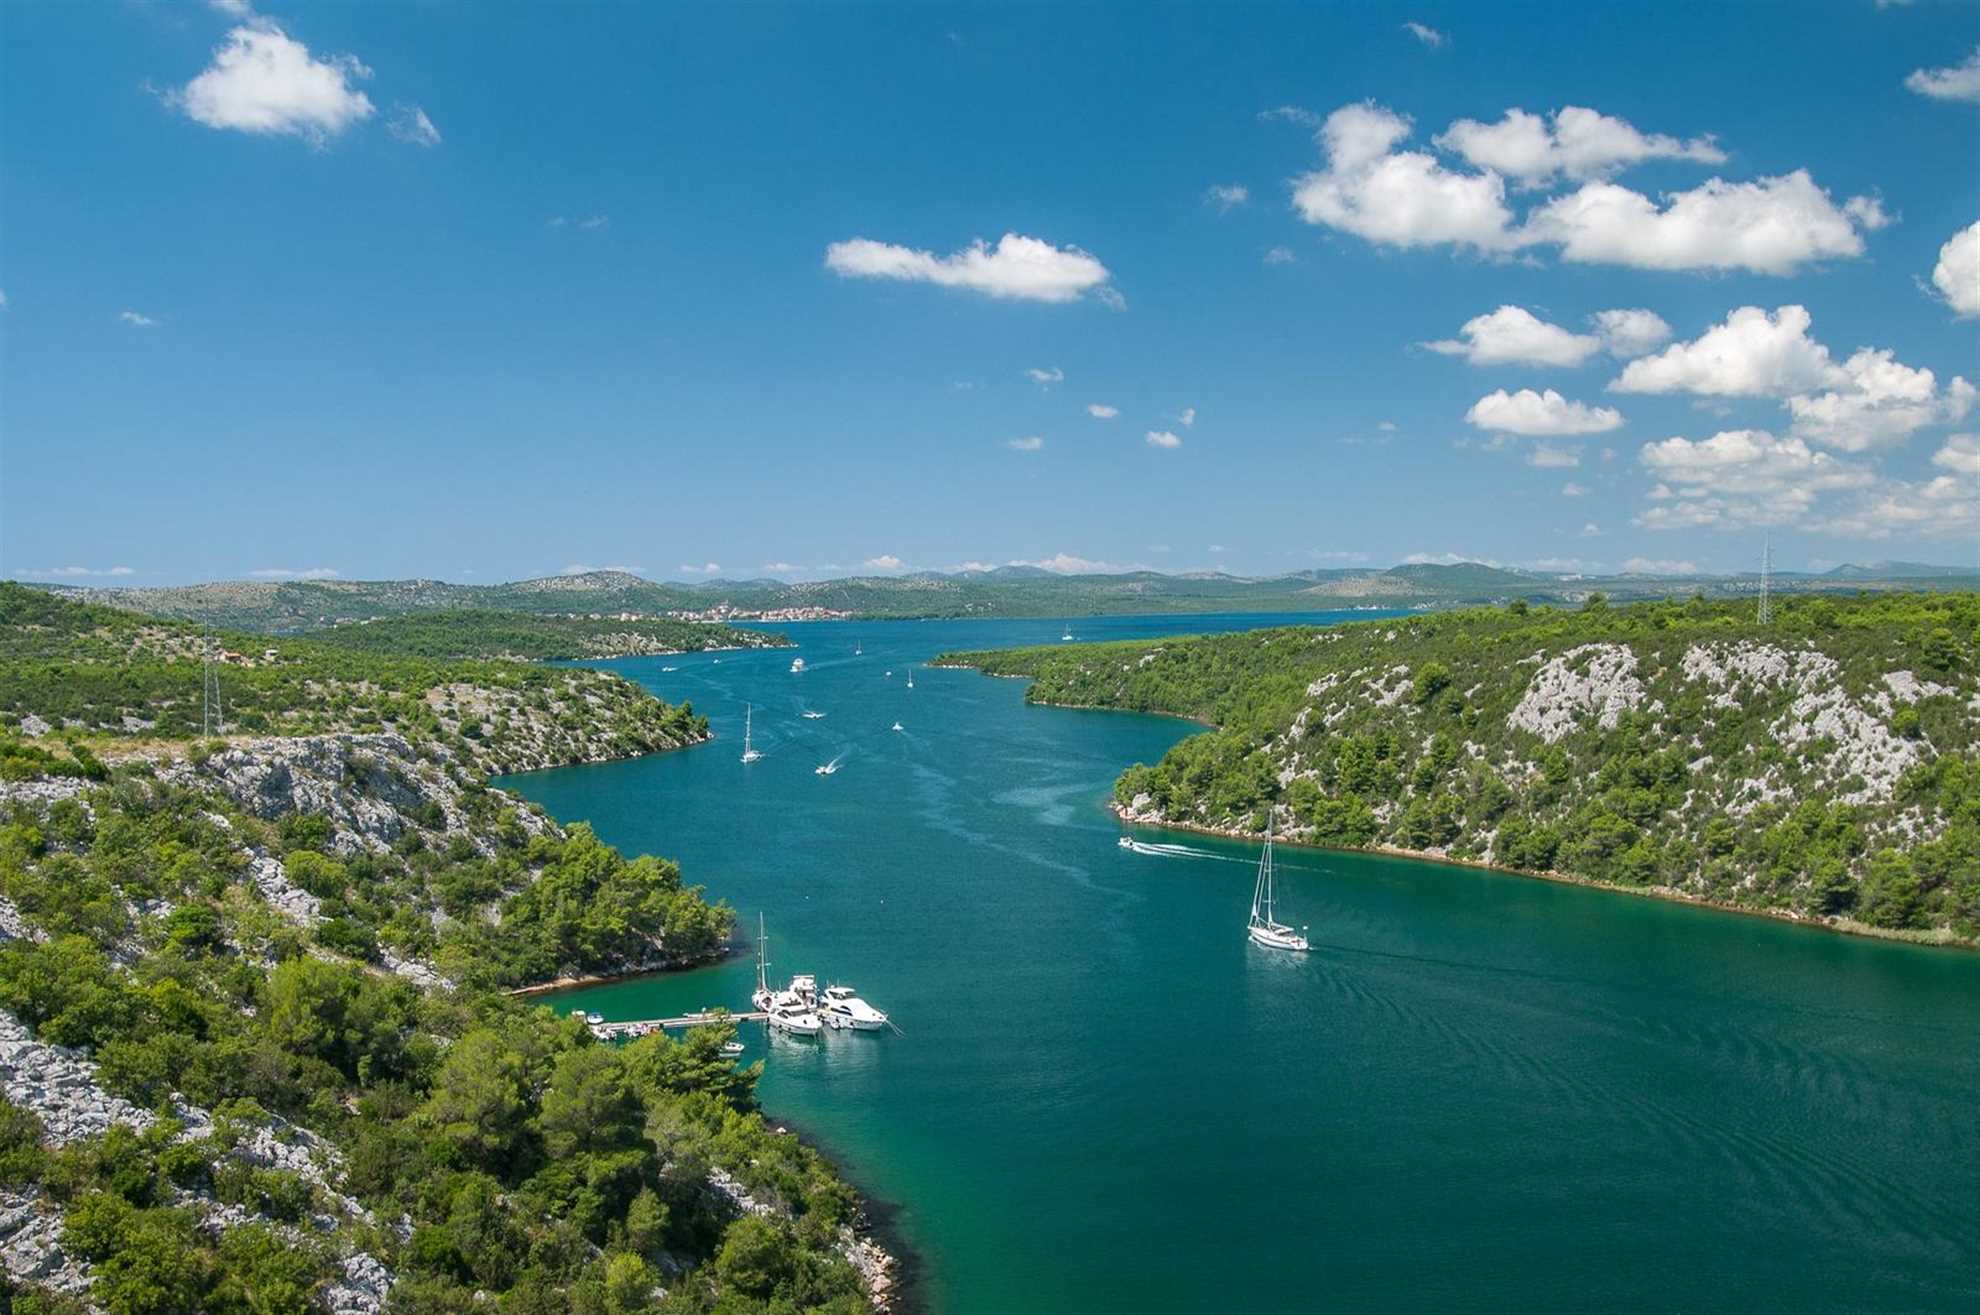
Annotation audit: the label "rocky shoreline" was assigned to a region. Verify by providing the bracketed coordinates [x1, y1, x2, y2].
[1111, 800, 1972, 951]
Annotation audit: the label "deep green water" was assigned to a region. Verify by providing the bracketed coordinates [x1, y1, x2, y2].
[503, 614, 1980, 1314]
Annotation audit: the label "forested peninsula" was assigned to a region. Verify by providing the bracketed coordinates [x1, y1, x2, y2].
[0, 583, 895, 1314]
[938, 592, 1980, 946]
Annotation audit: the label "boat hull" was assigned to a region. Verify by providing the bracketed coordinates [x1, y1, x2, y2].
[1247, 924, 1310, 952]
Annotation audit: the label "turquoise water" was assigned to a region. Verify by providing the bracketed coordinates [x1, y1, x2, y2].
[503, 614, 1980, 1314]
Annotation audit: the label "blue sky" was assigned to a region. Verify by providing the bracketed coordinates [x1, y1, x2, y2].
[3, 1, 1977, 586]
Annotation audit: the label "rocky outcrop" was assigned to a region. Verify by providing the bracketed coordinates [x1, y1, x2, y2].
[1509, 644, 1648, 742]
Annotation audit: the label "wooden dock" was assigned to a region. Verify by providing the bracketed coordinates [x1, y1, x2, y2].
[587, 1010, 768, 1040]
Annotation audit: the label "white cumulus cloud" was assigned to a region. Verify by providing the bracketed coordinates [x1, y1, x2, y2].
[1007, 435, 1045, 452]
[119, 310, 157, 328]
[1636, 429, 1873, 529]
[1466, 388, 1624, 435]
[250, 567, 339, 580]
[1561, 481, 1588, 496]
[1611, 305, 1836, 397]
[1086, 403, 1119, 419]
[21, 565, 137, 579]
[824, 232, 1115, 304]
[1145, 430, 1184, 449]
[1291, 102, 1518, 253]
[171, 20, 376, 145]
[1402, 21, 1446, 47]
[1026, 366, 1065, 386]
[1933, 433, 1980, 476]
[1435, 105, 1724, 186]
[1263, 245, 1297, 265]
[1178, 407, 1196, 428]
[1931, 220, 1980, 316]
[1613, 304, 1973, 452]
[1009, 553, 1118, 573]
[862, 555, 906, 571]
[676, 563, 721, 575]
[1522, 170, 1881, 275]
[1905, 45, 1980, 102]
[1591, 308, 1672, 358]
[1425, 305, 1601, 366]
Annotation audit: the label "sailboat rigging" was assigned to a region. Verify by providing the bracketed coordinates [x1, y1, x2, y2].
[1246, 806, 1309, 952]
[740, 704, 762, 763]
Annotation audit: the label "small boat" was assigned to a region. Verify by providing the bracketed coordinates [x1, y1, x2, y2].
[584, 1012, 605, 1026]
[720, 1040, 746, 1058]
[891, 721, 904, 732]
[855, 641, 863, 656]
[802, 710, 826, 720]
[1246, 808, 1309, 952]
[885, 670, 893, 678]
[1062, 627, 1073, 641]
[906, 669, 914, 689]
[660, 665, 678, 672]
[790, 657, 806, 674]
[740, 704, 762, 763]
[1117, 836, 1134, 850]
[820, 984, 889, 1031]
[814, 755, 843, 776]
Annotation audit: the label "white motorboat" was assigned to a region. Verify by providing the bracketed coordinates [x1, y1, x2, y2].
[720, 1040, 746, 1058]
[815, 754, 843, 776]
[1246, 808, 1310, 952]
[820, 984, 889, 1031]
[1117, 836, 1134, 849]
[660, 665, 678, 672]
[768, 1003, 822, 1036]
[740, 704, 762, 763]
[790, 657, 806, 673]
[891, 721, 904, 732]
[802, 710, 826, 719]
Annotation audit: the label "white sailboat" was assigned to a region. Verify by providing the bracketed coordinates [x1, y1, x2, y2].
[790, 657, 806, 673]
[1062, 625, 1073, 641]
[891, 721, 904, 732]
[740, 704, 762, 763]
[905, 668, 914, 689]
[855, 640, 863, 656]
[1247, 808, 1309, 952]
[751, 914, 774, 1011]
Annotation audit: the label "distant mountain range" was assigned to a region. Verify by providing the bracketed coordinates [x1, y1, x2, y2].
[24, 560, 1978, 633]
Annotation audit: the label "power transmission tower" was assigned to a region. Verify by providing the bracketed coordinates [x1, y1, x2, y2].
[201, 629, 224, 737]
[1756, 534, 1774, 626]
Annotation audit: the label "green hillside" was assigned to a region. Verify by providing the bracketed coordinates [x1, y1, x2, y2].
[306, 608, 785, 661]
[937, 592, 1980, 944]
[0, 584, 708, 775]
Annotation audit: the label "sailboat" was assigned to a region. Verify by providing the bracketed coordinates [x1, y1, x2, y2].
[1247, 808, 1309, 952]
[1062, 625, 1073, 641]
[752, 914, 821, 1035]
[855, 640, 863, 656]
[740, 704, 762, 763]
[905, 668, 914, 689]
[751, 913, 774, 1011]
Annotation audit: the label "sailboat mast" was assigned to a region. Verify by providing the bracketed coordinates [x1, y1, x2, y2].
[755, 913, 768, 997]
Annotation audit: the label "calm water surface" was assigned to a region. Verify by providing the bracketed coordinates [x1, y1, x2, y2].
[502, 613, 1980, 1314]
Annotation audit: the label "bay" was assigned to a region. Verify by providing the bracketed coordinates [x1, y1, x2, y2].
[502, 613, 1980, 1314]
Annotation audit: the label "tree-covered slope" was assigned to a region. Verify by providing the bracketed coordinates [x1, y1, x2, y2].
[307, 609, 785, 661]
[0, 584, 708, 775]
[0, 588, 896, 1312]
[937, 593, 1980, 943]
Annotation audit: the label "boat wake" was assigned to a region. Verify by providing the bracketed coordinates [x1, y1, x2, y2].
[1120, 839, 1247, 862]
